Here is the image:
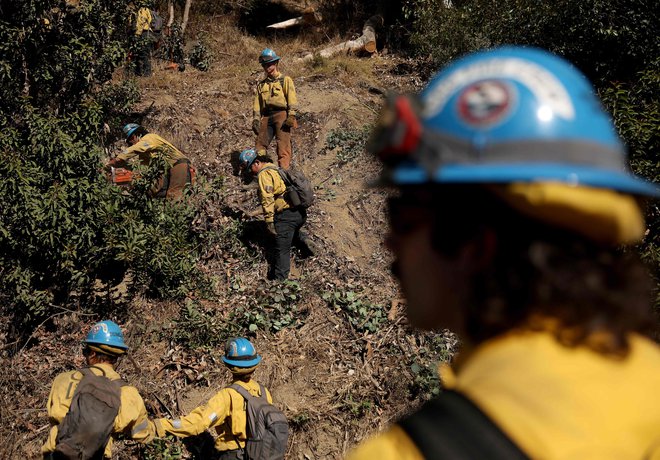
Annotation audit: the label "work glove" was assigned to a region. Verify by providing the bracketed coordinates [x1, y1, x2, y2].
[252, 119, 261, 135]
[284, 114, 296, 128]
[266, 221, 277, 237]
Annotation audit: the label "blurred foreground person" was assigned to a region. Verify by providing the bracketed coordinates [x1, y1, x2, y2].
[347, 46, 660, 459]
[155, 337, 288, 459]
[43, 320, 156, 459]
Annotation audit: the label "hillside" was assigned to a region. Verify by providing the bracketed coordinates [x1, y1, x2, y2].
[0, 16, 455, 460]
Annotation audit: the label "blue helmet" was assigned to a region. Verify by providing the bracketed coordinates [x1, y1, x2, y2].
[239, 148, 257, 169]
[259, 48, 280, 65]
[84, 320, 128, 356]
[222, 337, 262, 368]
[122, 123, 140, 141]
[370, 46, 659, 197]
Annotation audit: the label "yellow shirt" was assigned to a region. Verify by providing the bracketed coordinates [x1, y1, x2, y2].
[155, 379, 273, 452]
[134, 8, 152, 36]
[257, 166, 290, 223]
[116, 133, 187, 168]
[347, 331, 660, 460]
[253, 71, 298, 120]
[42, 363, 156, 458]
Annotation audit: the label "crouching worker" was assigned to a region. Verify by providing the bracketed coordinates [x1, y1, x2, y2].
[154, 338, 288, 460]
[239, 148, 314, 281]
[106, 123, 194, 199]
[348, 46, 660, 459]
[42, 320, 156, 459]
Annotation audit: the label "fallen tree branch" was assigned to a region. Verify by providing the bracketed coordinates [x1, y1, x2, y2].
[302, 15, 383, 61]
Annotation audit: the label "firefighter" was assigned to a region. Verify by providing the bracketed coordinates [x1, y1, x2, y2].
[154, 338, 275, 459]
[107, 123, 194, 199]
[252, 48, 298, 170]
[132, 3, 154, 76]
[347, 46, 660, 459]
[42, 320, 156, 459]
[239, 148, 313, 281]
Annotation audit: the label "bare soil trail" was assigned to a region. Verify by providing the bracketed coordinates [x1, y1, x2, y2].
[0, 19, 452, 460]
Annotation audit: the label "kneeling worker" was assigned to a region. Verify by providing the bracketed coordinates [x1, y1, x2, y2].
[107, 123, 194, 199]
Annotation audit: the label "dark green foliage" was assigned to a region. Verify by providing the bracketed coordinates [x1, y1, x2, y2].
[403, 0, 659, 85]
[0, 1, 207, 328]
[324, 290, 386, 333]
[188, 41, 212, 72]
[324, 125, 371, 165]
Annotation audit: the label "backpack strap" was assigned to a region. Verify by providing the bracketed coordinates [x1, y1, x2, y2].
[258, 383, 267, 401]
[230, 383, 253, 402]
[398, 390, 529, 459]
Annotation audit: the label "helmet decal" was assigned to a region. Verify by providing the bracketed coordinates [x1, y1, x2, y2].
[457, 80, 515, 127]
[90, 323, 108, 335]
[424, 57, 575, 121]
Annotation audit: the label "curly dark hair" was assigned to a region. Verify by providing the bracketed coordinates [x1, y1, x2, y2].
[425, 185, 655, 357]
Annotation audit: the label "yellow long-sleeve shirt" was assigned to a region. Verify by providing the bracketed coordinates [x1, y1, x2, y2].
[257, 166, 290, 223]
[347, 331, 660, 460]
[42, 363, 156, 458]
[134, 8, 152, 36]
[155, 379, 272, 452]
[253, 71, 297, 120]
[115, 133, 186, 168]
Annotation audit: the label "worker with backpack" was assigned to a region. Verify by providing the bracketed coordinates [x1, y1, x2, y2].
[347, 46, 660, 459]
[239, 148, 316, 281]
[42, 320, 157, 459]
[155, 337, 289, 460]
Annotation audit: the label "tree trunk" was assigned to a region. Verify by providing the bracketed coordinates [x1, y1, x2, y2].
[167, 1, 175, 28]
[302, 15, 383, 61]
[181, 0, 192, 34]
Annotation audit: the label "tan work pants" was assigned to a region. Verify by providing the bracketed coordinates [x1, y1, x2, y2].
[256, 110, 293, 169]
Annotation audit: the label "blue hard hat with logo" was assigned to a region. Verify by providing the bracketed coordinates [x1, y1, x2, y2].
[369, 46, 659, 197]
[222, 337, 262, 368]
[259, 48, 281, 65]
[122, 123, 140, 141]
[84, 320, 128, 356]
[239, 148, 257, 169]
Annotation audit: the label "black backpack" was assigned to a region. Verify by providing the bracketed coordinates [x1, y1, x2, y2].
[278, 168, 314, 209]
[54, 367, 125, 460]
[150, 10, 164, 36]
[398, 390, 530, 459]
[230, 383, 289, 460]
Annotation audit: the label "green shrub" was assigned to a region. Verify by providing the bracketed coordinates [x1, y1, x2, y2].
[323, 290, 387, 333]
[0, 1, 209, 329]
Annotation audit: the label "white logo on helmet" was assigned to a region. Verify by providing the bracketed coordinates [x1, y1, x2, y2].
[457, 80, 514, 126]
[424, 57, 575, 121]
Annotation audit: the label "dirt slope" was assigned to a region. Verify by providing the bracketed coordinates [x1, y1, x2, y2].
[1, 18, 452, 460]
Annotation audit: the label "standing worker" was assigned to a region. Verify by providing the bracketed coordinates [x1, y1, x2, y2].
[239, 148, 313, 281]
[132, 3, 154, 77]
[107, 123, 194, 199]
[252, 48, 298, 170]
[42, 320, 156, 459]
[154, 337, 288, 459]
[348, 46, 660, 459]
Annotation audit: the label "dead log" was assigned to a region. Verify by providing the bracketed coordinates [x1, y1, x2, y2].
[267, 7, 321, 29]
[302, 15, 383, 61]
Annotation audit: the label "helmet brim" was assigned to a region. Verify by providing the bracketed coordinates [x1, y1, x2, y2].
[376, 162, 660, 197]
[222, 354, 262, 368]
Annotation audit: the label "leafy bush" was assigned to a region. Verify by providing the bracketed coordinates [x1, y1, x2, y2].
[224, 281, 307, 335]
[324, 126, 371, 165]
[324, 290, 387, 333]
[188, 41, 213, 72]
[0, 1, 208, 329]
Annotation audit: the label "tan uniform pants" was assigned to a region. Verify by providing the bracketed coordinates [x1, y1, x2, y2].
[256, 110, 293, 169]
[151, 160, 194, 199]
